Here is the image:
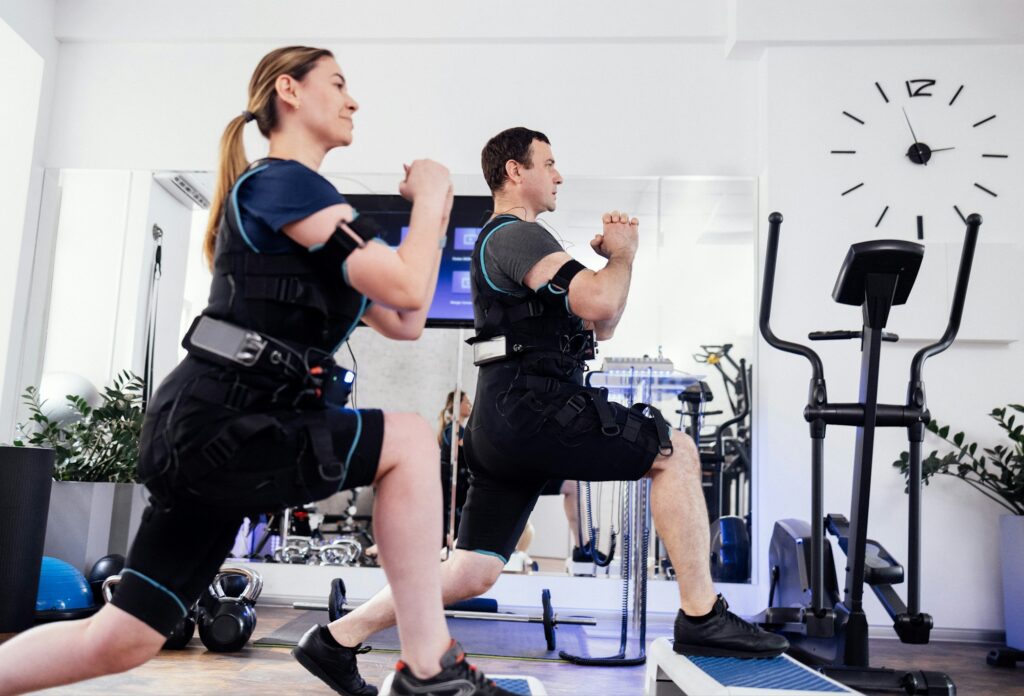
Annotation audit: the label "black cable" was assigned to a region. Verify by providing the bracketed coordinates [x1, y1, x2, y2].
[345, 340, 358, 407]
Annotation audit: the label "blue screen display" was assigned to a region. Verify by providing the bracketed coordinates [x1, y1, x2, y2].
[343, 194, 493, 328]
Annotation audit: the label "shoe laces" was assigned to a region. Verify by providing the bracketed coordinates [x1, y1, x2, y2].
[721, 607, 761, 635]
[458, 661, 498, 691]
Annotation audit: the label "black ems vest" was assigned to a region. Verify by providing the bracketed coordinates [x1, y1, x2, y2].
[468, 215, 594, 373]
[203, 161, 371, 355]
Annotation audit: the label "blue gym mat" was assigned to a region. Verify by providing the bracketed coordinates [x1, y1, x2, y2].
[688, 655, 848, 692]
[255, 609, 589, 661]
[492, 679, 535, 695]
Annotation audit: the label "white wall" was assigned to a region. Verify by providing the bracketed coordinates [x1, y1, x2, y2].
[758, 43, 1024, 632]
[0, 18, 43, 423]
[0, 0, 58, 440]
[8, 0, 1023, 631]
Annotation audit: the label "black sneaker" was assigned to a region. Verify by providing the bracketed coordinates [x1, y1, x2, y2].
[571, 541, 608, 565]
[390, 641, 517, 696]
[673, 595, 789, 658]
[292, 624, 378, 696]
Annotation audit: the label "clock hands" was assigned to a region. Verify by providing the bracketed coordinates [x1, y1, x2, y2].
[902, 107, 928, 166]
[929, 147, 956, 153]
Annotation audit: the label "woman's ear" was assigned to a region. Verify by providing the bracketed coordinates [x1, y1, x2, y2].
[275, 73, 300, 110]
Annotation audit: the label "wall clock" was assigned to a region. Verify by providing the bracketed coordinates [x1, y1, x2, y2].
[831, 79, 1009, 239]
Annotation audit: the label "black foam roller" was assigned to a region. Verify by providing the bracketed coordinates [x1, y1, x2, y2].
[0, 446, 55, 632]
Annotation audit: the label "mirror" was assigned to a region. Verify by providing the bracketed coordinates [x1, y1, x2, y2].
[31, 168, 755, 584]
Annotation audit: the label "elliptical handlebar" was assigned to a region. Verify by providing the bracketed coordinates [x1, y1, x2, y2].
[909, 214, 982, 382]
[759, 212, 825, 382]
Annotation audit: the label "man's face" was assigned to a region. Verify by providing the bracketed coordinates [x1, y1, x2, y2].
[518, 140, 562, 213]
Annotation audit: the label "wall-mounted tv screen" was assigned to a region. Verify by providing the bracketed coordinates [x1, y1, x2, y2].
[343, 194, 493, 329]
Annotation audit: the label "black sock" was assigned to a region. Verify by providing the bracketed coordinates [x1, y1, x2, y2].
[319, 624, 345, 648]
[681, 603, 718, 624]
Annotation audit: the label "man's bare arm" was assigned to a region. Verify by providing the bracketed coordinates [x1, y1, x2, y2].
[522, 211, 638, 339]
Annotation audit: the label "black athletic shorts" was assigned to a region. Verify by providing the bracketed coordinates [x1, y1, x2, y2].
[108, 358, 384, 635]
[457, 363, 664, 562]
[539, 479, 565, 496]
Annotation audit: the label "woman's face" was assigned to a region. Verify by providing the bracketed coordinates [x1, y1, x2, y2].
[291, 56, 359, 148]
[459, 394, 472, 419]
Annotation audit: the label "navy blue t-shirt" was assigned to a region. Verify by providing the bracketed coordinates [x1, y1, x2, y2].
[233, 159, 347, 253]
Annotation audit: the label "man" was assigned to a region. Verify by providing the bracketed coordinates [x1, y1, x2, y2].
[298, 127, 786, 696]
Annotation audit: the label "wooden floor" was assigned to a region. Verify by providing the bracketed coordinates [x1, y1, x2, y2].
[3, 605, 1022, 695]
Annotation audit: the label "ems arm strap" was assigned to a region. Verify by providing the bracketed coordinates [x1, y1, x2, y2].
[550, 259, 586, 292]
[308, 214, 383, 274]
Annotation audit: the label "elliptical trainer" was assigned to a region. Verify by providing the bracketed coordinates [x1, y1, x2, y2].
[757, 211, 981, 694]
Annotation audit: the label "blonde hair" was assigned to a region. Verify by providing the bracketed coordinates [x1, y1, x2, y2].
[438, 390, 457, 445]
[203, 46, 334, 268]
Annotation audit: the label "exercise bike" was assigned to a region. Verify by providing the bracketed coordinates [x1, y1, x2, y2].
[756, 211, 981, 694]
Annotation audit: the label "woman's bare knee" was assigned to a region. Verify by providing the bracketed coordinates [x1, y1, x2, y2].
[376, 412, 438, 480]
[82, 606, 164, 675]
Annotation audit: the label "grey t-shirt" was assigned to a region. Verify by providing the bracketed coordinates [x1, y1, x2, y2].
[480, 219, 564, 295]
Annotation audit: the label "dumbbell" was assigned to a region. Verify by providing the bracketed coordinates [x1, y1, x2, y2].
[197, 566, 263, 652]
[101, 574, 196, 650]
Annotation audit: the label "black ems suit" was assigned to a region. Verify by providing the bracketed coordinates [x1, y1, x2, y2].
[110, 159, 384, 635]
[456, 214, 672, 562]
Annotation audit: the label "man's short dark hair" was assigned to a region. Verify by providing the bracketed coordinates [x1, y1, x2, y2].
[481, 127, 550, 193]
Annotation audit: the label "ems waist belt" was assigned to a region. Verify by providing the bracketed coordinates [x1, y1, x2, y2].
[182, 315, 354, 408]
[467, 330, 595, 366]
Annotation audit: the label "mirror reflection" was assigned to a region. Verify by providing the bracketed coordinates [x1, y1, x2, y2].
[33, 169, 755, 583]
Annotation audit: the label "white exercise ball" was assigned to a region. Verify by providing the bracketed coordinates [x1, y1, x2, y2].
[37, 372, 101, 425]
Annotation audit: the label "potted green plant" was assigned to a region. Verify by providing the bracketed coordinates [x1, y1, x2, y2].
[14, 371, 148, 573]
[893, 404, 1024, 651]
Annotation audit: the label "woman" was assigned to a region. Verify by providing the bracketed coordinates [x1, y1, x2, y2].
[439, 390, 472, 544]
[0, 46, 513, 696]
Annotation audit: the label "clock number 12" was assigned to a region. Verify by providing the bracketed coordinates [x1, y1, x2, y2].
[906, 79, 936, 98]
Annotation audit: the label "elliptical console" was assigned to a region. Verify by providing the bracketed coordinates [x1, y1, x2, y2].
[757, 211, 980, 695]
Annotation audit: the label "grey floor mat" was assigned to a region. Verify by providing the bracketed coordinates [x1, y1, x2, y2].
[255, 609, 591, 661]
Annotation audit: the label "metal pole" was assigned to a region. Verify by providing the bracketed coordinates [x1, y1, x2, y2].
[445, 329, 465, 556]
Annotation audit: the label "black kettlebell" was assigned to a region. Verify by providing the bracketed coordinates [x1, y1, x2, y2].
[88, 554, 125, 605]
[197, 567, 263, 652]
[101, 574, 197, 650]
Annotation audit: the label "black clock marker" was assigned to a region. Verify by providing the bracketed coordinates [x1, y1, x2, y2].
[974, 183, 998, 197]
[875, 206, 889, 228]
[841, 182, 864, 196]
[831, 150, 856, 154]
[954, 205, 966, 224]
[973, 115, 996, 128]
[916, 216, 924, 240]
[982, 154, 1009, 158]
[875, 82, 889, 103]
[949, 85, 964, 106]
[843, 111, 866, 125]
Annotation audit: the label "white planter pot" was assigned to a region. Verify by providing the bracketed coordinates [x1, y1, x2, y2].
[1000, 514, 1024, 650]
[43, 481, 149, 573]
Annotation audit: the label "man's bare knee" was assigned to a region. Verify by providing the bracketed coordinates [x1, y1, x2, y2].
[649, 431, 700, 477]
[449, 551, 503, 598]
